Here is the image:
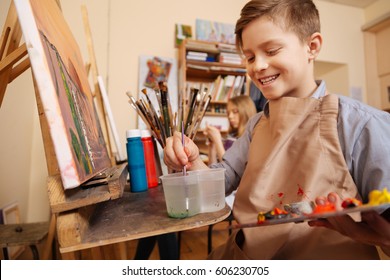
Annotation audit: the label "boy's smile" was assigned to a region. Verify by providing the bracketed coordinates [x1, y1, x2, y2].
[259, 74, 280, 86]
[241, 17, 319, 100]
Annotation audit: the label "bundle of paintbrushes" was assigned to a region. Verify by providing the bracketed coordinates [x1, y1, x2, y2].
[126, 81, 212, 148]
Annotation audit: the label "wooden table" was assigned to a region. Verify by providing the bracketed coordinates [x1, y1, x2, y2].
[56, 185, 231, 256]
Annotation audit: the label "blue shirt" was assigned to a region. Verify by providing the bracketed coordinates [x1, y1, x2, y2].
[211, 81, 390, 202]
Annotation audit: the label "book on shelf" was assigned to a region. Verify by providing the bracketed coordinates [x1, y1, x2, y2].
[214, 75, 225, 101]
[218, 75, 236, 101]
[186, 55, 216, 62]
[232, 76, 245, 97]
[219, 52, 241, 58]
[217, 43, 238, 53]
[186, 55, 215, 62]
[187, 75, 243, 102]
[210, 75, 222, 101]
[186, 81, 215, 97]
[187, 51, 208, 57]
[186, 40, 219, 52]
[218, 52, 243, 64]
[226, 77, 238, 100]
[186, 50, 216, 62]
[218, 58, 243, 65]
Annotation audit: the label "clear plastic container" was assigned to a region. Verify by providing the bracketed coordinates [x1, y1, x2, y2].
[160, 172, 201, 218]
[190, 168, 225, 213]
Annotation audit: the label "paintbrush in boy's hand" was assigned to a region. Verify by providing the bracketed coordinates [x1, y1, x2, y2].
[182, 120, 187, 176]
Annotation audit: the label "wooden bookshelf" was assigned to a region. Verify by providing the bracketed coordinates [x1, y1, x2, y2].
[178, 39, 248, 159]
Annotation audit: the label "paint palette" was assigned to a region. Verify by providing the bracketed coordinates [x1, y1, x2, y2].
[232, 202, 390, 229]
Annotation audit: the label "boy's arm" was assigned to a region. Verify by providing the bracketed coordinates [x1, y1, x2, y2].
[338, 97, 390, 201]
[324, 100, 390, 256]
[309, 193, 390, 257]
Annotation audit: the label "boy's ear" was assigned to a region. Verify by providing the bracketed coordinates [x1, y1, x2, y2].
[307, 32, 322, 60]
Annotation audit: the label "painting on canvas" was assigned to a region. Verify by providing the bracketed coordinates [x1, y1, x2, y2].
[195, 19, 235, 45]
[14, 0, 111, 189]
[138, 55, 178, 131]
[143, 56, 172, 89]
[175, 23, 192, 47]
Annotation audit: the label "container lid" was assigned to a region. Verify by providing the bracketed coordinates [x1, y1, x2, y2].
[126, 129, 141, 138]
[141, 129, 152, 138]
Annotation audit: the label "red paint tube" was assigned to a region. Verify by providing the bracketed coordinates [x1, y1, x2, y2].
[141, 130, 159, 188]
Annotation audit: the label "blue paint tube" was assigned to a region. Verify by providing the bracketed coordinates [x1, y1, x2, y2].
[126, 129, 147, 192]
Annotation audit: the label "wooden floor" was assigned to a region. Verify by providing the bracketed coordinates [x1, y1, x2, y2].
[15, 220, 234, 260]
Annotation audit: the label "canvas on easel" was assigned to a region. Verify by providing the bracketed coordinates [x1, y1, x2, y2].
[13, 0, 111, 189]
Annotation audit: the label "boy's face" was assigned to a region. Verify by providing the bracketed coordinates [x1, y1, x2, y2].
[242, 17, 317, 100]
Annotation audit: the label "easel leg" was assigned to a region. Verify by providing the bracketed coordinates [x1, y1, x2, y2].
[42, 214, 56, 260]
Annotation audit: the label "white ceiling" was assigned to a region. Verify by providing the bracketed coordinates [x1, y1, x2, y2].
[318, 0, 379, 8]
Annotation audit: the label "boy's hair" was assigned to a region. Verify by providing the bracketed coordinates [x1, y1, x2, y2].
[228, 95, 257, 137]
[235, 0, 321, 52]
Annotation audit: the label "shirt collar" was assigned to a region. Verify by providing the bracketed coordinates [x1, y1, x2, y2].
[312, 80, 327, 99]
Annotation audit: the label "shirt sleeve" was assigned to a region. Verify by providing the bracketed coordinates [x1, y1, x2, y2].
[210, 113, 262, 195]
[338, 96, 390, 202]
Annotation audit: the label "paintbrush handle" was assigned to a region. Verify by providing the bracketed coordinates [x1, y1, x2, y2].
[190, 95, 211, 139]
[184, 88, 199, 134]
[181, 121, 187, 176]
[162, 105, 171, 137]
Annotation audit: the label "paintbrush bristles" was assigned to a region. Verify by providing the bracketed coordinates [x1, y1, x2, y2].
[158, 82, 172, 138]
[126, 83, 209, 148]
[158, 81, 168, 92]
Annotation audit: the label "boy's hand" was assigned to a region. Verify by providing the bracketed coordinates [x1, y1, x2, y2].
[308, 192, 390, 257]
[163, 131, 206, 171]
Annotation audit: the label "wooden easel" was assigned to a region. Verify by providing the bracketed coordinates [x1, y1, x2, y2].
[0, 1, 128, 259]
[81, 5, 116, 166]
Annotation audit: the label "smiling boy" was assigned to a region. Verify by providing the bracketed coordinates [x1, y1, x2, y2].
[164, 0, 390, 259]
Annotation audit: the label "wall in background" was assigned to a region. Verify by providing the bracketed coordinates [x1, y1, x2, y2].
[365, 0, 390, 23]
[362, 0, 390, 109]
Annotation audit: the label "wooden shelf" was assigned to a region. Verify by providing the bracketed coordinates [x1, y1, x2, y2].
[179, 39, 248, 157]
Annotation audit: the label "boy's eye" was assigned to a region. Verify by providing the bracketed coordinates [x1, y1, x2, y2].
[266, 48, 281, 56]
[245, 56, 255, 63]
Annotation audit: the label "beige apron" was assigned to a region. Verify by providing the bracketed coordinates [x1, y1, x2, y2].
[209, 94, 379, 259]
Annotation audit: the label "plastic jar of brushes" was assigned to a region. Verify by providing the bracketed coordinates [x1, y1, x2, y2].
[126, 129, 148, 192]
[160, 172, 201, 218]
[141, 129, 158, 188]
